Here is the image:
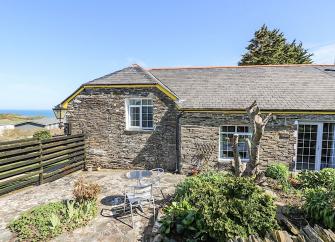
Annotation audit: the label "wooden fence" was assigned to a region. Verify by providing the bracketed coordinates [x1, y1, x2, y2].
[0, 134, 86, 196]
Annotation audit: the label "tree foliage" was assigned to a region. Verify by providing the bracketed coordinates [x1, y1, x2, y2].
[239, 25, 313, 65]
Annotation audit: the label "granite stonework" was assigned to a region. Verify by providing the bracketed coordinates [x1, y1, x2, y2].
[179, 113, 335, 172]
[66, 88, 178, 171]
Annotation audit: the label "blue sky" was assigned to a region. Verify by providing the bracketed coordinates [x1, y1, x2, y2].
[1, 0, 335, 109]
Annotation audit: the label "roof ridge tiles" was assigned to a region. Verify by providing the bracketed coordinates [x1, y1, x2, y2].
[147, 64, 335, 70]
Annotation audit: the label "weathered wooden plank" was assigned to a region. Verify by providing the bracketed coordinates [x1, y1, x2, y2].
[0, 176, 39, 196]
[42, 146, 85, 161]
[0, 137, 36, 146]
[42, 151, 85, 168]
[0, 157, 40, 173]
[42, 137, 84, 150]
[43, 160, 85, 179]
[43, 164, 84, 183]
[0, 145, 41, 159]
[41, 134, 84, 144]
[41, 141, 85, 156]
[0, 163, 40, 180]
[0, 133, 86, 196]
[0, 151, 40, 166]
[0, 140, 40, 152]
[43, 156, 84, 174]
[0, 170, 40, 187]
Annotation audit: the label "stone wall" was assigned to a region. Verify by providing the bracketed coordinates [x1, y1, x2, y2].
[66, 88, 178, 171]
[65, 86, 335, 173]
[179, 112, 335, 173]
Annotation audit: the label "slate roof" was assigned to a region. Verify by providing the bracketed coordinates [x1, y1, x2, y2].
[15, 118, 59, 127]
[149, 65, 335, 111]
[86, 65, 156, 85]
[81, 64, 335, 111]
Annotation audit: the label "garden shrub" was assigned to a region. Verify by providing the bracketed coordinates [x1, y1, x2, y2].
[298, 168, 335, 189]
[265, 163, 291, 191]
[160, 172, 278, 241]
[160, 200, 208, 241]
[303, 187, 335, 229]
[73, 177, 101, 202]
[33, 130, 51, 140]
[9, 178, 101, 241]
[8, 200, 98, 241]
[265, 163, 289, 181]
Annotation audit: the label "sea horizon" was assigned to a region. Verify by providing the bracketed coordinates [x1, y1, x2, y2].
[0, 109, 54, 118]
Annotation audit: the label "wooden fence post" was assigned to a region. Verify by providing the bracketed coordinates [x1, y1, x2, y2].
[83, 134, 87, 171]
[38, 139, 43, 185]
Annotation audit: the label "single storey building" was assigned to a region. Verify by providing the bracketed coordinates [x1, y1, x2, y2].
[15, 118, 59, 131]
[59, 64, 335, 173]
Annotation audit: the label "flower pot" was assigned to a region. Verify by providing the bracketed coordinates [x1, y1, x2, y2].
[86, 165, 93, 172]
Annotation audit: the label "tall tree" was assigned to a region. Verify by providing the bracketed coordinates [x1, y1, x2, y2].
[239, 25, 313, 65]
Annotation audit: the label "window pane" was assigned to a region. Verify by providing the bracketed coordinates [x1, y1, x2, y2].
[237, 126, 249, 133]
[142, 106, 153, 128]
[220, 125, 251, 160]
[129, 99, 141, 105]
[130, 106, 140, 127]
[142, 99, 153, 106]
[296, 124, 317, 170]
[321, 123, 335, 169]
[228, 126, 235, 132]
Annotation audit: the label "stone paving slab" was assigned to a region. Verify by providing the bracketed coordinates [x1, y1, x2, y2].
[0, 169, 184, 242]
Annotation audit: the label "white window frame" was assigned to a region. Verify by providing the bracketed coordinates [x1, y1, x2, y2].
[125, 98, 154, 131]
[295, 121, 335, 171]
[218, 125, 252, 162]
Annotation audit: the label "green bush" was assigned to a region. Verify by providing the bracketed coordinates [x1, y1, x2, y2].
[265, 163, 291, 191]
[298, 168, 335, 189]
[303, 188, 335, 229]
[160, 172, 278, 241]
[8, 200, 97, 241]
[265, 163, 289, 181]
[33, 130, 52, 140]
[160, 200, 208, 241]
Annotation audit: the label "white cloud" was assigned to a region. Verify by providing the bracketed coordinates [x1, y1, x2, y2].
[311, 42, 335, 64]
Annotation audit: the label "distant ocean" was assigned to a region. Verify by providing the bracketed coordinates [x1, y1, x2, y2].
[0, 109, 54, 118]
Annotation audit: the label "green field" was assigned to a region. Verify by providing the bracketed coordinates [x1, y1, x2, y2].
[0, 114, 43, 125]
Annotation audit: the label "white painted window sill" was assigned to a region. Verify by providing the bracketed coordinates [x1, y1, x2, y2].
[125, 128, 154, 132]
[218, 159, 250, 163]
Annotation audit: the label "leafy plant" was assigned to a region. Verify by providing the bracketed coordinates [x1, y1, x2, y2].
[33, 130, 52, 140]
[73, 177, 101, 202]
[298, 168, 335, 189]
[160, 172, 278, 241]
[49, 213, 61, 230]
[265, 163, 291, 191]
[8, 200, 98, 241]
[265, 163, 289, 181]
[303, 187, 335, 229]
[160, 200, 208, 241]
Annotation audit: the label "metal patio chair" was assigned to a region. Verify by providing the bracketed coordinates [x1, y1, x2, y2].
[142, 168, 165, 199]
[123, 183, 155, 227]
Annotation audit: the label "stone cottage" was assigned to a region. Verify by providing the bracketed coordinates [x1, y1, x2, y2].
[59, 64, 335, 173]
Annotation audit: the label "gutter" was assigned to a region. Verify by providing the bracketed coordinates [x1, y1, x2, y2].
[175, 111, 184, 173]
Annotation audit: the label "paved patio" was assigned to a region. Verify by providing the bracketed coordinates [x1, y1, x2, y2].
[0, 169, 185, 242]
